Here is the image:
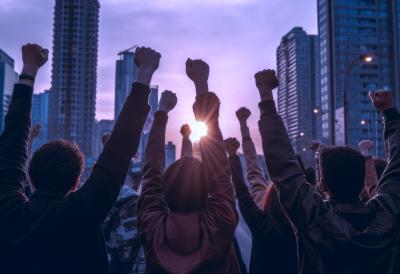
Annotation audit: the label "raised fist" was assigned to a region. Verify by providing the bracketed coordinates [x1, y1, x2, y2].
[22, 44, 49, 75]
[158, 90, 177, 113]
[135, 47, 161, 72]
[29, 124, 41, 140]
[186, 58, 209, 86]
[236, 107, 251, 123]
[310, 141, 322, 152]
[358, 140, 374, 157]
[369, 90, 394, 112]
[255, 69, 279, 92]
[180, 124, 192, 138]
[224, 137, 240, 156]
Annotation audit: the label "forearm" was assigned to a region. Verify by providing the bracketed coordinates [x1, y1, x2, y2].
[364, 156, 379, 198]
[181, 137, 193, 157]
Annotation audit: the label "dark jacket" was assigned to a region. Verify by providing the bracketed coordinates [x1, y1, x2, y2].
[138, 93, 240, 274]
[258, 100, 400, 274]
[0, 83, 150, 274]
[229, 155, 298, 274]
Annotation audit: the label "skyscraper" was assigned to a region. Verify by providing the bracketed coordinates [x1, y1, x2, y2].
[49, 0, 100, 157]
[318, 0, 400, 156]
[0, 49, 18, 132]
[32, 90, 50, 151]
[115, 47, 138, 119]
[165, 141, 176, 169]
[276, 27, 320, 164]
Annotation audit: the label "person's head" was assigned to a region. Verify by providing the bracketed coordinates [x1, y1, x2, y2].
[261, 183, 292, 232]
[374, 158, 387, 180]
[320, 147, 365, 202]
[28, 140, 85, 195]
[163, 156, 207, 212]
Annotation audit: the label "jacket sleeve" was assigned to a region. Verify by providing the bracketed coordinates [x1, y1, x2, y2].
[181, 136, 193, 157]
[0, 84, 32, 220]
[372, 108, 400, 216]
[229, 154, 265, 232]
[72, 83, 151, 227]
[258, 100, 329, 232]
[242, 136, 268, 207]
[137, 111, 168, 235]
[196, 93, 238, 237]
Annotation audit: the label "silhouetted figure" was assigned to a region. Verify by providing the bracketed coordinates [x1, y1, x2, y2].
[224, 138, 298, 274]
[138, 60, 240, 274]
[0, 45, 159, 274]
[255, 69, 400, 274]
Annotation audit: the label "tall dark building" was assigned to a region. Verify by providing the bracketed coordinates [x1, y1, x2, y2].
[49, 0, 100, 157]
[0, 49, 18, 132]
[318, 0, 400, 156]
[32, 90, 50, 152]
[277, 27, 320, 165]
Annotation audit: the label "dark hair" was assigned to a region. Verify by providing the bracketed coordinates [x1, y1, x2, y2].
[261, 183, 292, 233]
[320, 147, 365, 202]
[374, 158, 387, 180]
[163, 157, 207, 212]
[29, 140, 85, 195]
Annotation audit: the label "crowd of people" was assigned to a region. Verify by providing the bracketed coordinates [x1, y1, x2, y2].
[0, 43, 399, 274]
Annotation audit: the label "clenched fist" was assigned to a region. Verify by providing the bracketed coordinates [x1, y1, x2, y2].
[224, 137, 240, 156]
[158, 90, 177, 113]
[358, 140, 374, 157]
[255, 69, 279, 101]
[236, 107, 251, 123]
[180, 124, 192, 138]
[29, 124, 42, 140]
[369, 90, 394, 112]
[135, 47, 161, 85]
[186, 58, 209, 95]
[21, 44, 49, 76]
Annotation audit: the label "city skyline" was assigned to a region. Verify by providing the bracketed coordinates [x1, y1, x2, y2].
[0, 0, 317, 154]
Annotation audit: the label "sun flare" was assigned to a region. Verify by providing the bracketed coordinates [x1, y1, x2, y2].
[190, 121, 208, 142]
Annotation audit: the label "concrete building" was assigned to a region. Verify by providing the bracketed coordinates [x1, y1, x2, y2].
[93, 119, 114, 159]
[49, 0, 100, 157]
[318, 0, 400, 156]
[31, 91, 50, 151]
[0, 49, 18, 132]
[276, 27, 320, 165]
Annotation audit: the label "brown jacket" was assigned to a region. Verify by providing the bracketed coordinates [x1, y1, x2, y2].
[138, 93, 240, 274]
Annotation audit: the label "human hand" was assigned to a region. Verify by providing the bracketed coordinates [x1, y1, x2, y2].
[135, 47, 161, 85]
[180, 124, 192, 138]
[158, 90, 177, 113]
[186, 58, 209, 95]
[254, 69, 279, 101]
[224, 137, 240, 156]
[29, 124, 41, 140]
[310, 141, 322, 152]
[236, 107, 251, 124]
[369, 90, 394, 112]
[21, 43, 49, 77]
[358, 140, 374, 157]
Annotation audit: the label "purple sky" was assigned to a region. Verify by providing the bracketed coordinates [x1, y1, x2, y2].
[0, 0, 317, 153]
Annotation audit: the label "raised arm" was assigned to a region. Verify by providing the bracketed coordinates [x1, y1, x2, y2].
[187, 58, 238, 230]
[180, 124, 193, 157]
[369, 91, 400, 216]
[236, 107, 268, 207]
[74, 47, 160, 225]
[224, 138, 265, 232]
[0, 44, 48, 216]
[138, 91, 177, 232]
[358, 140, 379, 201]
[255, 69, 328, 231]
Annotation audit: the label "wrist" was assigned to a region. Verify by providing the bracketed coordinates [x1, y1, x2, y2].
[194, 82, 209, 96]
[21, 65, 39, 77]
[259, 88, 273, 101]
[136, 68, 154, 86]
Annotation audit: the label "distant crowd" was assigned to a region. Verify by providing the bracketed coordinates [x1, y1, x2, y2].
[0, 43, 399, 274]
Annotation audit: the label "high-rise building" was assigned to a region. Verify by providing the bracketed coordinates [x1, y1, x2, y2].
[93, 119, 114, 158]
[318, 0, 400, 156]
[32, 90, 50, 151]
[49, 0, 100, 157]
[115, 47, 138, 119]
[165, 141, 176, 169]
[0, 49, 18, 132]
[276, 27, 320, 164]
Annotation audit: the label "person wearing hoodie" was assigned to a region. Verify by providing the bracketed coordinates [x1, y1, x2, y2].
[0, 44, 159, 274]
[138, 59, 240, 274]
[224, 137, 298, 274]
[255, 69, 400, 274]
[101, 133, 146, 274]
